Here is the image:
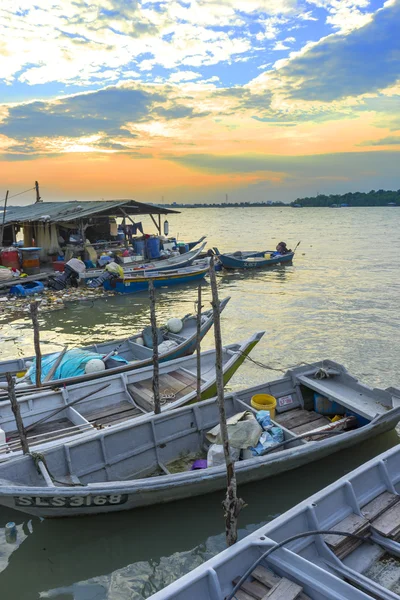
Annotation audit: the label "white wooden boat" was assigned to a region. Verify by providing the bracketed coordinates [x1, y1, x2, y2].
[80, 242, 207, 282]
[0, 332, 264, 459]
[0, 297, 230, 391]
[0, 360, 398, 518]
[149, 445, 400, 600]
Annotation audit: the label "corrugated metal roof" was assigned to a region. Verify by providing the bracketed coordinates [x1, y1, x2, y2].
[2, 200, 179, 225]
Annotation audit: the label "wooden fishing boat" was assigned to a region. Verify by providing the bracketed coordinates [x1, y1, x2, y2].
[187, 236, 206, 250]
[0, 297, 230, 389]
[149, 446, 400, 600]
[0, 332, 264, 460]
[214, 248, 294, 269]
[103, 261, 210, 294]
[80, 242, 207, 283]
[0, 359, 398, 518]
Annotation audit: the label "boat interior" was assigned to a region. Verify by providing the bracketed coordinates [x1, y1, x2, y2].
[0, 361, 396, 492]
[262, 448, 400, 599]
[0, 306, 214, 382]
[0, 343, 240, 458]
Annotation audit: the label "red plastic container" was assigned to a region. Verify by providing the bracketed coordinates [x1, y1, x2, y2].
[0, 248, 20, 269]
[52, 261, 65, 272]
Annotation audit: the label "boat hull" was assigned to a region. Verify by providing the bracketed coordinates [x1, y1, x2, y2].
[104, 266, 208, 294]
[81, 243, 207, 282]
[2, 406, 398, 518]
[0, 296, 229, 389]
[217, 251, 294, 269]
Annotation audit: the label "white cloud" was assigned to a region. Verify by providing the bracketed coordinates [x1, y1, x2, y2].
[169, 71, 202, 82]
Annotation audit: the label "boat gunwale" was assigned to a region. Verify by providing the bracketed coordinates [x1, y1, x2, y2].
[1, 384, 398, 500]
[0, 296, 231, 394]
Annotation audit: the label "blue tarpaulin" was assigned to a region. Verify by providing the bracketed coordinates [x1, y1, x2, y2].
[28, 349, 128, 383]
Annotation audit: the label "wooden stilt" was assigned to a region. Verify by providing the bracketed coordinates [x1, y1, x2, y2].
[6, 373, 29, 454]
[196, 284, 202, 403]
[209, 256, 245, 546]
[29, 302, 42, 388]
[149, 280, 161, 414]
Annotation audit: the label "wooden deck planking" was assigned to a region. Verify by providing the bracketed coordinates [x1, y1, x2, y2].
[80, 401, 143, 426]
[291, 416, 331, 436]
[267, 578, 303, 599]
[275, 409, 325, 430]
[371, 502, 400, 539]
[233, 568, 310, 600]
[361, 491, 400, 521]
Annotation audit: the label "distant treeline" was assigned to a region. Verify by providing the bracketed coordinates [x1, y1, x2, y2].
[291, 190, 400, 207]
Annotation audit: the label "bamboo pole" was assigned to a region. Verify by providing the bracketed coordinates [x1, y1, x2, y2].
[149, 280, 161, 414]
[209, 256, 245, 546]
[6, 373, 29, 454]
[29, 302, 42, 388]
[196, 284, 202, 403]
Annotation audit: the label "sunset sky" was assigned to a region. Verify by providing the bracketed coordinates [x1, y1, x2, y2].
[0, 0, 399, 204]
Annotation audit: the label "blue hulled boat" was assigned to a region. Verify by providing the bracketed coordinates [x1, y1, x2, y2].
[213, 248, 294, 269]
[104, 261, 210, 294]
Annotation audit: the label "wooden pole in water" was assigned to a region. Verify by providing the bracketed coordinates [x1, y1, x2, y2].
[29, 302, 42, 388]
[149, 280, 161, 414]
[196, 284, 202, 403]
[6, 373, 29, 454]
[209, 256, 245, 547]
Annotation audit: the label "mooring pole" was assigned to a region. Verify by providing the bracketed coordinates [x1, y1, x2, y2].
[29, 302, 42, 388]
[149, 280, 161, 414]
[209, 256, 245, 546]
[196, 284, 202, 403]
[0, 190, 9, 247]
[6, 373, 29, 454]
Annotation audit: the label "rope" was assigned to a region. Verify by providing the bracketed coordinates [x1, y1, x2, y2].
[30, 451, 85, 487]
[227, 529, 372, 600]
[4, 187, 35, 201]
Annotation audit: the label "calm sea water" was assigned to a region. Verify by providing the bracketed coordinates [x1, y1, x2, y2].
[0, 207, 399, 599]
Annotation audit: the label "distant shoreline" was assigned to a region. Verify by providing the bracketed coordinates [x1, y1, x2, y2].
[162, 203, 399, 208]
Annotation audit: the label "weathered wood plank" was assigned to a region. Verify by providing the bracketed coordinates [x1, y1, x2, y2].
[266, 578, 303, 599]
[275, 409, 324, 429]
[324, 513, 369, 549]
[170, 369, 199, 387]
[81, 401, 136, 421]
[236, 591, 256, 600]
[252, 566, 281, 589]
[371, 502, 400, 538]
[92, 407, 142, 425]
[291, 416, 330, 436]
[127, 384, 154, 412]
[361, 492, 400, 521]
[233, 577, 269, 599]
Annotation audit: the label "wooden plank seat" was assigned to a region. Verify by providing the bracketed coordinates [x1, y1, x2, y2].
[233, 566, 311, 600]
[80, 401, 143, 426]
[323, 493, 400, 558]
[128, 369, 201, 412]
[7, 417, 74, 443]
[275, 409, 330, 435]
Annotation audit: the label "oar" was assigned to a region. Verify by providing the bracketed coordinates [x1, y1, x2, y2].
[24, 382, 112, 434]
[43, 345, 68, 383]
[293, 240, 301, 253]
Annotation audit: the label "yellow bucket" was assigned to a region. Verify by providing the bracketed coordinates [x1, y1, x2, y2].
[264, 253, 271, 259]
[251, 393, 277, 418]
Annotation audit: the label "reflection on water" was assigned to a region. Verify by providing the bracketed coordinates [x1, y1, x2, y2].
[0, 207, 399, 599]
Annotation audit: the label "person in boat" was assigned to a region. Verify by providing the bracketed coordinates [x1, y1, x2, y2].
[275, 241, 291, 254]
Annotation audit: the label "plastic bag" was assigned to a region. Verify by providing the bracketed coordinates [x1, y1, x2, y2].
[256, 410, 272, 430]
[206, 411, 262, 449]
[250, 426, 284, 456]
[207, 444, 241, 468]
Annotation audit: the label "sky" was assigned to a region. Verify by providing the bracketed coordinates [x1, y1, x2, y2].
[0, 0, 399, 204]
